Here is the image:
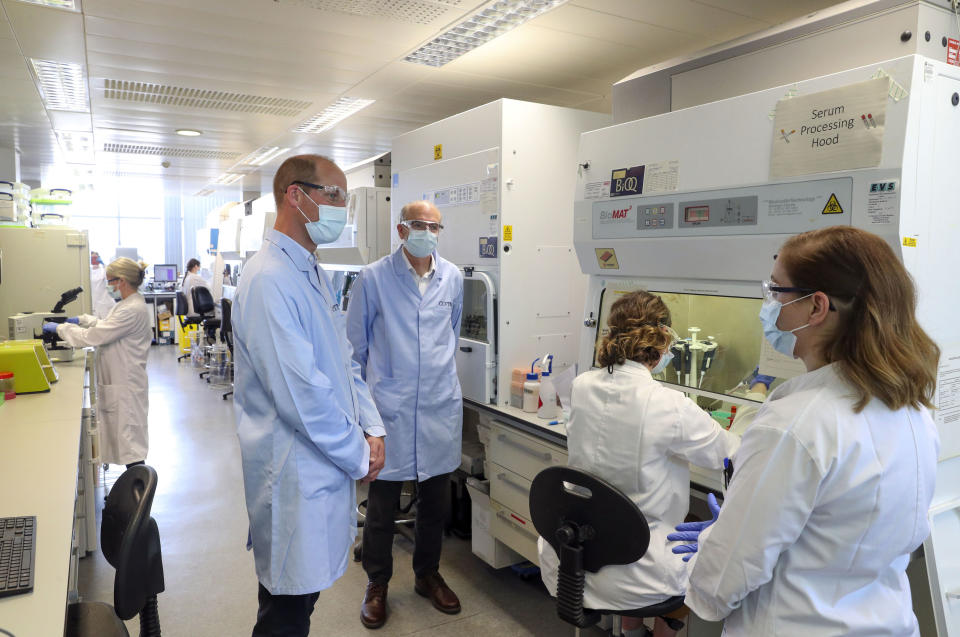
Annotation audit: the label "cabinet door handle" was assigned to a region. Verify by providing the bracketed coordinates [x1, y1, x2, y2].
[496, 472, 529, 493]
[459, 346, 473, 353]
[496, 511, 539, 539]
[497, 434, 551, 461]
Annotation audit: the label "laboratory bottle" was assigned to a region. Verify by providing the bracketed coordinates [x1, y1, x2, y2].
[537, 371, 559, 419]
[522, 372, 540, 413]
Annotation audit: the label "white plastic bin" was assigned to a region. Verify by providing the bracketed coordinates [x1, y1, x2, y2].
[465, 477, 524, 568]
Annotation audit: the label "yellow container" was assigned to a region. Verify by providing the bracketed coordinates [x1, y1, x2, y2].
[0, 340, 58, 393]
[176, 320, 199, 355]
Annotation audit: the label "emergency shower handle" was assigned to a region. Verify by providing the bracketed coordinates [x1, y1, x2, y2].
[497, 472, 530, 493]
[496, 433, 552, 461]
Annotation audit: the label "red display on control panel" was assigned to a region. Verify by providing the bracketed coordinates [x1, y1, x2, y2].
[684, 205, 710, 222]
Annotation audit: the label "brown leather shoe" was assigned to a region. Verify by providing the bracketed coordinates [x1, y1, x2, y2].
[360, 581, 388, 629]
[414, 572, 461, 614]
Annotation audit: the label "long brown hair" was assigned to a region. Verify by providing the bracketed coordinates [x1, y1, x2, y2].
[779, 226, 939, 412]
[183, 258, 200, 286]
[596, 291, 672, 368]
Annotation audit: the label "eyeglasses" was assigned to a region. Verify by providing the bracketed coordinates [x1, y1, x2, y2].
[660, 324, 680, 348]
[402, 219, 444, 234]
[106, 277, 119, 284]
[290, 180, 350, 206]
[761, 280, 836, 310]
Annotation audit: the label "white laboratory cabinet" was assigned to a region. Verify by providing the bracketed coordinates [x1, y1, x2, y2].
[391, 99, 609, 406]
[0, 225, 92, 324]
[314, 186, 391, 267]
[240, 195, 277, 257]
[573, 51, 959, 637]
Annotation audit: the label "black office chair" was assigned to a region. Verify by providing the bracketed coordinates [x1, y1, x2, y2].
[175, 291, 203, 363]
[220, 298, 234, 400]
[191, 286, 220, 379]
[529, 466, 685, 636]
[66, 465, 165, 637]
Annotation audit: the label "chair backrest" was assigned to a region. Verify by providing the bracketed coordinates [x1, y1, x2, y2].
[102, 465, 165, 621]
[191, 285, 215, 317]
[175, 291, 189, 316]
[220, 298, 233, 351]
[529, 466, 650, 628]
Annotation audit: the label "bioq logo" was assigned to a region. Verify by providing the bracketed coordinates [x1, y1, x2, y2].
[600, 205, 632, 220]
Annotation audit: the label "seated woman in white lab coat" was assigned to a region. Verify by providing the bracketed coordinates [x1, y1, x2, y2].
[675, 226, 940, 636]
[181, 257, 209, 316]
[537, 290, 739, 637]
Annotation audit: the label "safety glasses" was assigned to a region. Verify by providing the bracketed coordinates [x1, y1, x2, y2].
[402, 219, 444, 234]
[660, 324, 680, 348]
[290, 180, 351, 206]
[761, 280, 836, 310]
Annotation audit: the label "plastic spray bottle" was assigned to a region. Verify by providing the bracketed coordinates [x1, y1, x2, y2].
[537, 353, 559, 420]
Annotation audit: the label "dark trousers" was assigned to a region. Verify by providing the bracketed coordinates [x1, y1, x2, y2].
[251, 583, 320, 637]
[362, 474, 449, 585]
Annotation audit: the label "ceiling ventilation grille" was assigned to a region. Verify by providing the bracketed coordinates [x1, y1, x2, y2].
[102, 143, 241, 160]
[275, 0, 462, 25]
[103, 80, 312, 117]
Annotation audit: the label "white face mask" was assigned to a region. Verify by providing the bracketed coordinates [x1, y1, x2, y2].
[758, 294, 813, 358]
[651, 349, 674, 375]
[106, 283, 122, 300]
[296, 186, 347, 245]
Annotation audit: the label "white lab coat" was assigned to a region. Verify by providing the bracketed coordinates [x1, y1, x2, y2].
[686, 363, 939, 636]
[181, 271, 209, 316]
[90, 265, 116, 319]
[56, 293, 153, 465]
[538, 361, 739, 610]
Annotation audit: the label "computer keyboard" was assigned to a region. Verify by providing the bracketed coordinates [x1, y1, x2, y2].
[0, 516, 35, 598]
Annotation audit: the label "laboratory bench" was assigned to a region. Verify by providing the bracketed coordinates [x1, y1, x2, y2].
[0, 350, 100, 637]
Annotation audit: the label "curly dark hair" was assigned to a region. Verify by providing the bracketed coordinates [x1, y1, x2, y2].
[596, 290, 672, 368]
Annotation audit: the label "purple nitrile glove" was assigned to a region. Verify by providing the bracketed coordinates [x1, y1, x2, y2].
[667, 492, 721, 562]
[66, 317, 80, 324]
[747, 366, 775, 389]
[42, 322, 60, 335]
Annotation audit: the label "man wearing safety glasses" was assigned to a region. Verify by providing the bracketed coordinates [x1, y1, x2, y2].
[232, 154, 387, 637]
[347, 200, 465, 629]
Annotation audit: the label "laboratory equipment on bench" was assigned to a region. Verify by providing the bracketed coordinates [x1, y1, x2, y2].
[537, 354, 559, 420]
[575, 5, 960, 627]
[521, 358, 540, 413]
[667, 328, 718, 388]
[0, 340, 57, 392]
[8, 286, 85, 362]
[391, 99, 609, 406]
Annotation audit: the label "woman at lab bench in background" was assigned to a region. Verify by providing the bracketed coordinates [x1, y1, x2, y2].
[43, 257, 154, 468]
[537, 291, 739, 637]
[674, 226, 940, 636]
[181, 257, 208, 316]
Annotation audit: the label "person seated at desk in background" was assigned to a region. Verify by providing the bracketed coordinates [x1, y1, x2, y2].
[668, 226, 940, 636]
[43, 257, 154, 469]
[181, 257, 209, 315]
[346, 200, 465, 629]
[537, 290, 739, 637]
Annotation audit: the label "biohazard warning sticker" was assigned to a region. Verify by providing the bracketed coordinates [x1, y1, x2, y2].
[822, 193, 844, 214]
[595, 248, 619, 270]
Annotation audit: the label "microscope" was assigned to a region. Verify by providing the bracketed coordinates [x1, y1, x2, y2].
[7, 287, 84, 362]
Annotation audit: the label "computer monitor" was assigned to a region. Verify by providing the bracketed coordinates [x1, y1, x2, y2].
[154, 264, 177, 283]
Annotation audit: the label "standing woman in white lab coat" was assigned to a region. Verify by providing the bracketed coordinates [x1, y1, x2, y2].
[677, 226, 940, 636]
[44, 257, 154, 468]
[537, 291, 739, 637]
[181, 257, 208, 316]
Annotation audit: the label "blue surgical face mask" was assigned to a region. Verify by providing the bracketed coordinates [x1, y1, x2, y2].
[404, 229, 438, 258]
[106, 282, 121, 300]
[297, 187, 347, 245]
[758, 294, 812, 358]
[651, 349, 674, 375]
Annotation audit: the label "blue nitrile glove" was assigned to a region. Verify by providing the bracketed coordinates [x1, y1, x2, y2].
[66, 317, 80, 324]
[42, 322, 60, 335]
[667, 492, 721, 562]
[746, 366, 775, 390]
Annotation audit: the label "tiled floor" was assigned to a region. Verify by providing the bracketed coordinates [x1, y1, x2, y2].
[78, 346, 600, 636]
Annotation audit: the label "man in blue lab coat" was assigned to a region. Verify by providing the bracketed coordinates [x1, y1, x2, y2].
[233, 154, 386, 637]
[347, 200, 464, 629]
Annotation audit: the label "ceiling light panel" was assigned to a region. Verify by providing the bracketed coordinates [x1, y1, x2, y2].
[195, 188, 215, 196]
[294, 97, 375, 134]
[275, 0, 462, 26]
[14, 0, 78, 9]
[213, 173, 244, 185]
[30, 59, 89, 111]
[102, 143, 241, 161]
[240, 146, 290, 166]
[103, 80, 312, 117]
[405, 0, 568, 67]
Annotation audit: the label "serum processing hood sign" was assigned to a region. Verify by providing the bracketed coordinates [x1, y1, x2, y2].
[771, 77, 888, 179]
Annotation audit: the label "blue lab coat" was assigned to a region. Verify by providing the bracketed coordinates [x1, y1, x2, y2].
[233, 229, 385, 595]
[347, 247, 464, 482]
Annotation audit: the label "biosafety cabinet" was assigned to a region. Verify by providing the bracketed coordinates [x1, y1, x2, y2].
[314, 186, 392, 268]
[574, 52, 959, 637]
[391, 99, 609, 406]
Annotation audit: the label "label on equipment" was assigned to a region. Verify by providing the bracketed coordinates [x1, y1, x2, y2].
[479, 237, 497, 258]
[949, 39, 960, 67]
[503, 225, 513, 242]
[610, 165, 644, 198]
[595, 248, 619, 270]
[867, 180, 898, 225]
[584, 180, 610, 200]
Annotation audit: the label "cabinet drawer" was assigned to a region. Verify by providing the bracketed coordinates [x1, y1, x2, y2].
[489, 424, 566, 481]
[490, 463, 532, 519]
[490, 500, 540, 565]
